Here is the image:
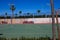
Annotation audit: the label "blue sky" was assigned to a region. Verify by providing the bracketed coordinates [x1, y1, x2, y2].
[0, 0, 60, 16]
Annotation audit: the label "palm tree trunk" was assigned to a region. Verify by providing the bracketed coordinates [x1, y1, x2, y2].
[4, 15, 7, 23]
[56, 11, 60, 40]
[5, 15, 7, 23]
[50, 0, 56, 40]
[33, 14, 34, 22]
[10, 10, 12, 24]
[4, 15, 6, 22]
[11, 11, 14, 24]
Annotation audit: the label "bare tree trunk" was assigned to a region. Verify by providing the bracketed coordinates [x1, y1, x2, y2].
[56, 11, 60, 40]
[50, 0, 56, 40]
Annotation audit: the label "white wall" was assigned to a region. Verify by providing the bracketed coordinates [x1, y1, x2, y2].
[0, 18, 60, 24]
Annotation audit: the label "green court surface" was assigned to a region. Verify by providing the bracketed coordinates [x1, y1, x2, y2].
[0, 24, 59, 38]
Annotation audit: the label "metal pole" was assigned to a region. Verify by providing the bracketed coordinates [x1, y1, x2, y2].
[56, 11, 60, 40]
[50, 0, 56, 40]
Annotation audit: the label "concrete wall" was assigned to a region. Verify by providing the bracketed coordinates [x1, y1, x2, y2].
[0, 18, 60, 24]
[25, 18, 60, 24]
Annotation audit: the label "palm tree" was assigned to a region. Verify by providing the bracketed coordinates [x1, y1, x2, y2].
[19, 11, 22, 24]
[37, 10, 40, 14]
[5, 12, 8, 18]
[10, 4, 16, 24]
[27, 12, 30, 18]
[19, 11, 22, 17]
[5, 12, 8, 22]
[27, 13, 30, 16]
[15, 13, 18, 18]
[37, 10, 40, 18]
[50, 0, 56, 40]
